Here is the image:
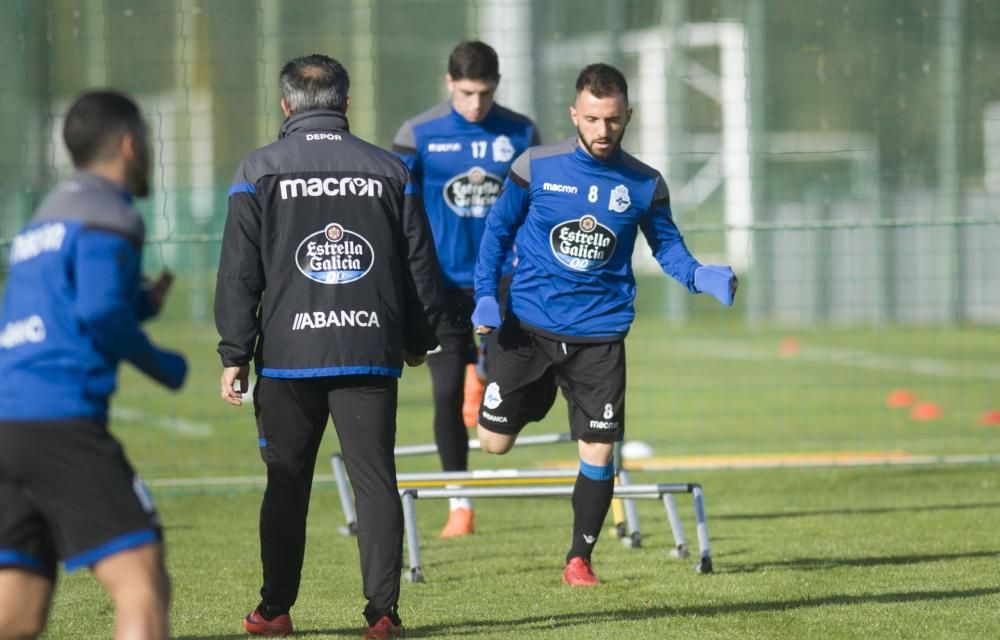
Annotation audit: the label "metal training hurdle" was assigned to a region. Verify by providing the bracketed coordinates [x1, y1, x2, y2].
[399, 483, 713, 583]
[329, 432, 677, 551]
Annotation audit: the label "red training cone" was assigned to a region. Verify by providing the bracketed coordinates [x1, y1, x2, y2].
[910, 402, 943, 421]
[886, 389, 917, 409]
[977, 410, 1000, 426]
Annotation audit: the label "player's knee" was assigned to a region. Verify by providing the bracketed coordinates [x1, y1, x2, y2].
[477, 429, 514, 455]
[0, 608, 46, 640]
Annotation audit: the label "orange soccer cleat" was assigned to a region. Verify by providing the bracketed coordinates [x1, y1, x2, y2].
[439, 507, 475, 539]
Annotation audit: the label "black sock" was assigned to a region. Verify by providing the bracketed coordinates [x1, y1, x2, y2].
[566, 472, 614, 562]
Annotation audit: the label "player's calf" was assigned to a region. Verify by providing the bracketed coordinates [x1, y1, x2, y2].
[93, 543, 170, 640]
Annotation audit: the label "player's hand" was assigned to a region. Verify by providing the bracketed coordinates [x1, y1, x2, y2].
[471, 295, 501, 335]
[221, 364, 250, 406]
[694, 265, 738, 306]
[143, 270, 175, 314]
[403, 350, 426, 367]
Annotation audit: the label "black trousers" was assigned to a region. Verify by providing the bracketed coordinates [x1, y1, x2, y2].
[426, 289, 477, 472]
[253, 375, 402, 624]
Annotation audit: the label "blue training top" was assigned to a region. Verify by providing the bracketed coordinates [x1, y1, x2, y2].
[393, 101, 540, 289]
[0, 172, 185, 422]
[475, 139, 701, 341]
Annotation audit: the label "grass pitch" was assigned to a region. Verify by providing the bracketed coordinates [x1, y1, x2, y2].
[39, 277, 1000, 638]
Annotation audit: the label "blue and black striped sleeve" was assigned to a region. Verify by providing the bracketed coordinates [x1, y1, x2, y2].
[215, 165, 265, 367]
[475, 150, 532, 301]
[639, 175, 700, 292]
[74, 230, 186, 388]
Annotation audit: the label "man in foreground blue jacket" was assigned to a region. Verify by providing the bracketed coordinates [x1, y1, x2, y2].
[472, 64, 738, 586]
[0, 91, 188, 639]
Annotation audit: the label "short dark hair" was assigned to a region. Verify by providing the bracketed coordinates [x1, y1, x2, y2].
[575, 63, 629, 103]
[279, 54, 350, 114]
[447, 41, 499, 82]
[63, 91, 144, 168]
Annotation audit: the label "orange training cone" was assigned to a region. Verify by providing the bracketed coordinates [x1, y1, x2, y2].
[886, 389, 917, 409]
[462, 363, 484, 428]
[778, 336, 801, 358]
[910, 402, 943, 421]
[978, 410, 1000, 426]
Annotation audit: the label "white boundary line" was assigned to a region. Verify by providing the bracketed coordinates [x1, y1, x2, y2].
[672, 338, 1000, 380]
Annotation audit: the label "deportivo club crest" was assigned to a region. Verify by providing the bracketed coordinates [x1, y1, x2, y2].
[483, 382, 503, 410]
[492, 135, 515, 162]
[443, 166, 504, 217]
[549, 215, 618, 271]
[295, 223, 375, 284]
[609, 184, 631, 213]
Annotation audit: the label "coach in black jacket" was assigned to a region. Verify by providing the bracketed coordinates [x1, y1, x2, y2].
[215, 54, 443, 639]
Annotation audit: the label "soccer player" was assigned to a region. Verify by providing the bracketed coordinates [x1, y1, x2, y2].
[392, 41, 540, 538]
[216, 55, 443, 639]
[0, 91, 188, 639]
[471, 64, 738, 586]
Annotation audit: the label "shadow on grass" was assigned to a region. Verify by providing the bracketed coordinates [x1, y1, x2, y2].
[716, 501, 1000, 521]
[720, 549, 1000, 573]
[175, 587, 1000, 639]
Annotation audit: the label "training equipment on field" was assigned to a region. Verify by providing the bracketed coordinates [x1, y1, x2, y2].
[330, 433, 670, 552]
[398, 482, 713, 583]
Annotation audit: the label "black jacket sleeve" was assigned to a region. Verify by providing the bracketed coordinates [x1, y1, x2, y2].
[215, 175, 265, 367]
[397, 181, 444, 355]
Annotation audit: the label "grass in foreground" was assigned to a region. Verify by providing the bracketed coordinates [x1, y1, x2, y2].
[43, 464, 1000, 639]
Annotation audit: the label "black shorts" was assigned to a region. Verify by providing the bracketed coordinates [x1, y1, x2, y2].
[427, 289, 477, 364]
[0, 420, 161, 579]
[478, 316, 625, 443]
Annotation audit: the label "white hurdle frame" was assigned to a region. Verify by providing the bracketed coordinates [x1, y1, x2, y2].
[399, 483, 712, 583]
[330, 432, 676, 551]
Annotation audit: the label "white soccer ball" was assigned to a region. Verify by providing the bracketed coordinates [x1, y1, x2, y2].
[621, 440, 654, 460]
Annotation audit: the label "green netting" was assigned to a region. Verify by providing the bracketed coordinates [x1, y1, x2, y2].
[0, 0, 997, 486]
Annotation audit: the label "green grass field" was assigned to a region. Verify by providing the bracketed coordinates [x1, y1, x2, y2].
[39, 277, 1000, 638]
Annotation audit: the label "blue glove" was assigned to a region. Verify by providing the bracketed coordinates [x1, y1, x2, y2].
[695, 265, 737, 306]
[471, 296, 502, 333]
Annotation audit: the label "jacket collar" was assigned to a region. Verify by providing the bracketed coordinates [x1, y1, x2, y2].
[279, 110, 350, 139]
[71, 170, 134, 204]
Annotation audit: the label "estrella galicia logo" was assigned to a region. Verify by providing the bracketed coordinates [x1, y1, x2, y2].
[443, 166, 503, 218]
[549, 215, 617, 271]
[295, 223, 375, 284]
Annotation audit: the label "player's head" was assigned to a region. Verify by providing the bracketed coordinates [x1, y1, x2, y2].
[64, 90, 151, 198]
[279, 54, 350, 116]
[570, 63, 632, 161]
[446, 40, 500, 123]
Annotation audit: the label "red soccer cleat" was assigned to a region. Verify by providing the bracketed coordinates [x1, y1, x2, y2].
[562, 556, 600, 587]
[242, 607, 293, 636]
[363, 615, 405, 639]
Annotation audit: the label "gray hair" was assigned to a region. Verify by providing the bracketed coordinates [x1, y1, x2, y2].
[279, 54, 350, 114]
